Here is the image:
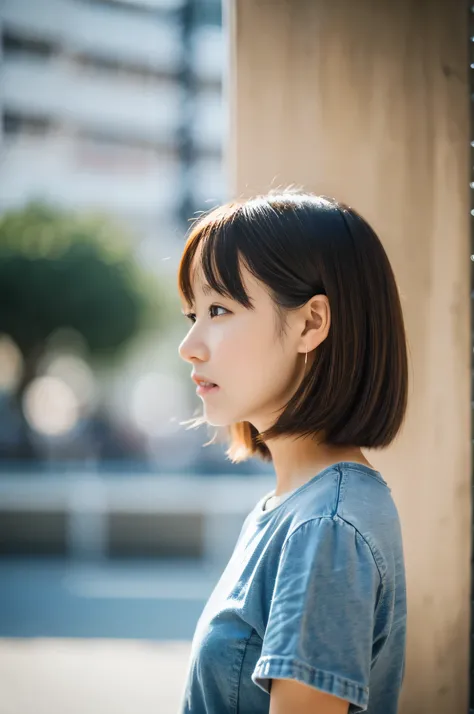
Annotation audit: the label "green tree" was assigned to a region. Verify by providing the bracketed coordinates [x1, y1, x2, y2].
[0, 202, 160, 457]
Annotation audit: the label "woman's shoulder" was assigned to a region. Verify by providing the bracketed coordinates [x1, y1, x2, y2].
[280, 461, 390, 520]
[280, 462, 403, 567]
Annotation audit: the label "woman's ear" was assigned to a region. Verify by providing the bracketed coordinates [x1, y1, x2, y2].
[300, 294, 331, 354]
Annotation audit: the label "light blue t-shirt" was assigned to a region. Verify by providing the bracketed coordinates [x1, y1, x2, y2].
[180, 462, 407, 714]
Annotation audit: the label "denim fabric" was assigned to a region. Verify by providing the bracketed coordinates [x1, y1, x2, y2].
[179, 462, 407, 714]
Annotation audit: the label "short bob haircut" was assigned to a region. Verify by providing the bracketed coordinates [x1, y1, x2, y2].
[178, 190, 409, 463]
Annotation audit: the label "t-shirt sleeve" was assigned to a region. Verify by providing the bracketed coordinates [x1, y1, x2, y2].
[251, 516, 381, 712]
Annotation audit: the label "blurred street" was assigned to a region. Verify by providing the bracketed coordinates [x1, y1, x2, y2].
[0, 557, 220, 640]
[0, 637, 192, 714]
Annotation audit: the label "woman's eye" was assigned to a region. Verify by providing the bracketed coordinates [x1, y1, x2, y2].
[183, 305, 228, 323]
[209, 304, 228, 318]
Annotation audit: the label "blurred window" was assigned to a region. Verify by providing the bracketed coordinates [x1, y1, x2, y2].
[82, 0, 177, 18]
[74, 128, 171, 172]
[2, 112, 56, 138]
[2, 30, 59, 60]
[74, 52, 172, 85]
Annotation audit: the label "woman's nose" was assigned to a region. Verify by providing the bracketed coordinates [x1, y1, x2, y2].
[178, 329, 209, 364]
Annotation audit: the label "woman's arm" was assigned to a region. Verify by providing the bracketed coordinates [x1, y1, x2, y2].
[270, 678, 349, 714]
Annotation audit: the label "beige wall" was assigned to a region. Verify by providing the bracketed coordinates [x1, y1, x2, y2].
[228, 1, 471, 711]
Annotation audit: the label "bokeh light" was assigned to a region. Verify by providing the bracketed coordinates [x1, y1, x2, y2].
[45, 354, 96, 411]
[23, 376, 80, 437]
[131, 371, 188, 438]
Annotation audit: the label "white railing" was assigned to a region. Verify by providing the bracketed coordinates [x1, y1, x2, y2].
[0, 472, 273, 563]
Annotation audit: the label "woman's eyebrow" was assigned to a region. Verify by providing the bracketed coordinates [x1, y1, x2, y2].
[201, 283, 214, 296]
[181, 283, 219, 309]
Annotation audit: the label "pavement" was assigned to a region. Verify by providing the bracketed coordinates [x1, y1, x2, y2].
[0, 557, 218, 713]
[0, 638, 192, 714]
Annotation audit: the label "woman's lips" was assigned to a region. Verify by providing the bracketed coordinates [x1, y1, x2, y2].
[192, 374, 219, 396]
[196, 383, 220, 396]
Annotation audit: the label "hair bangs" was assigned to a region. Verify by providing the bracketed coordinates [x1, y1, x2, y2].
[178, 203, 254, 310]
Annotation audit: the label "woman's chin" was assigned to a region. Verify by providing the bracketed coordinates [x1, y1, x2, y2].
[203, 408, 240, 428]
[202, 410, 230, 428]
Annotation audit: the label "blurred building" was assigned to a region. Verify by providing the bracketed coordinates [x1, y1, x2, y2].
[0, 0, 235, 468]
[0, 0, 225, 269]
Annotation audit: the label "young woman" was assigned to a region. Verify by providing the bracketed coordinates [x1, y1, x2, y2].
[177, 190, 408, 714]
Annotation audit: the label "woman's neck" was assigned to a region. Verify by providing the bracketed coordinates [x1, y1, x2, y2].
[264, 435, 374, 497]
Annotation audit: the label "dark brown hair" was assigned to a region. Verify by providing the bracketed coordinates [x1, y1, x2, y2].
[178, 190, 408, 463]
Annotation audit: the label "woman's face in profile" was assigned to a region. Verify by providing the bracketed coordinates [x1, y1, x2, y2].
[178, 261, 304, 432]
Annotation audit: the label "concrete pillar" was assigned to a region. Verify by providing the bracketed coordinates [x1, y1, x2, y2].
[229, 2, 471, 712]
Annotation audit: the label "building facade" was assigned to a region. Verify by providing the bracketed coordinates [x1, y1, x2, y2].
[0, 0, 225, 268]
